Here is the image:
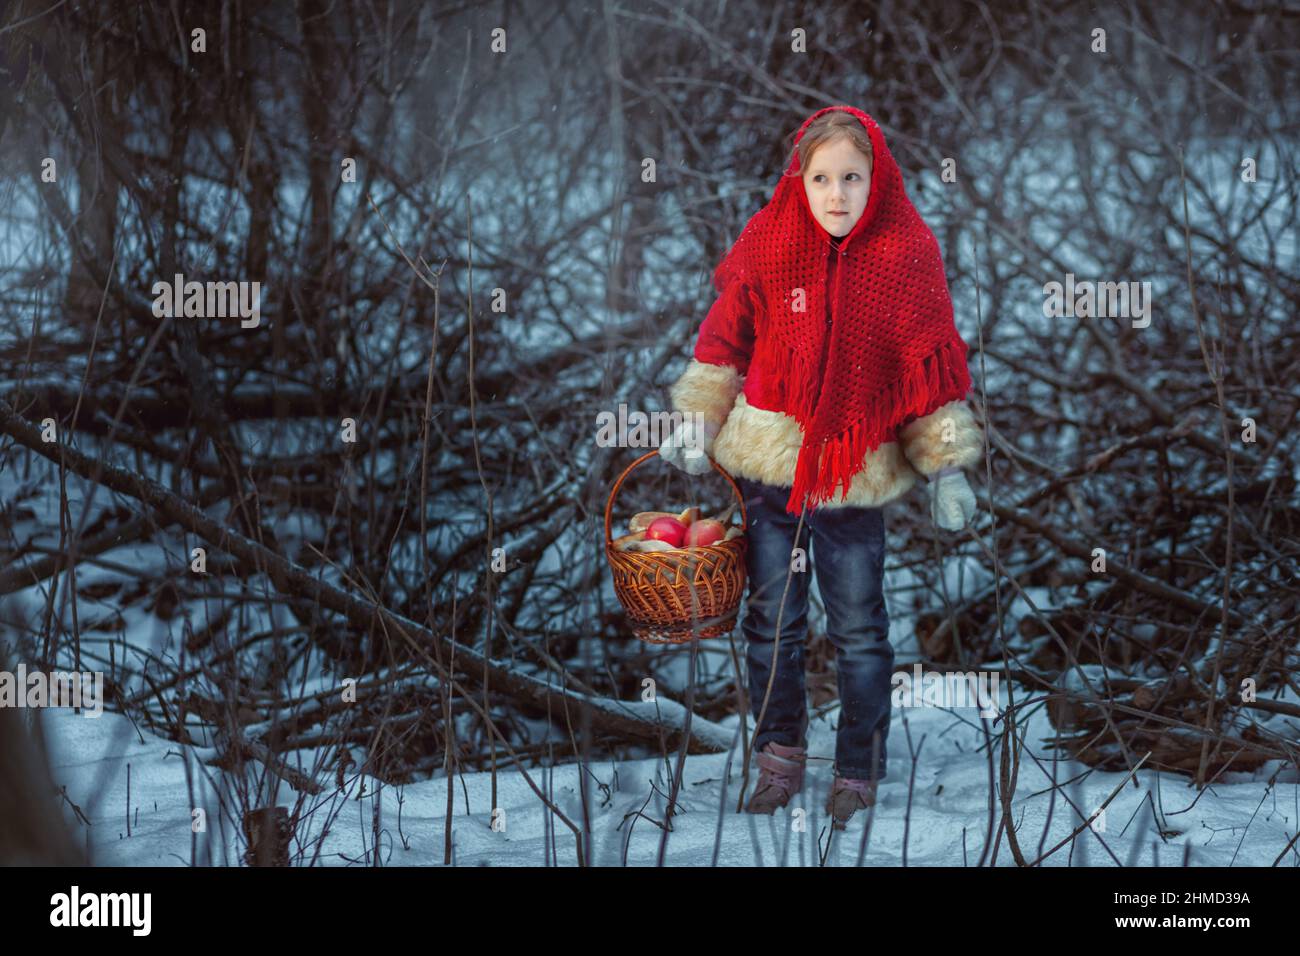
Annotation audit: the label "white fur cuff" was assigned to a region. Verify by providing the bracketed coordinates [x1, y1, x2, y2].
[668, 360, 745, 431]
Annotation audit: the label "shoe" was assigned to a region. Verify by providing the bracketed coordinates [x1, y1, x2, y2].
[826, 775, 878, 829]
[744, 742, 806, 813]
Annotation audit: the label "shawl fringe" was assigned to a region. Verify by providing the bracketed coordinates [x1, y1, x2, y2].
[784, 336, 972, 515]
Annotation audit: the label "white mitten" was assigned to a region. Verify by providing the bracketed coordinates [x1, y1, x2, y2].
[659, 417, 720, 475]
[928, 467, 976, 531]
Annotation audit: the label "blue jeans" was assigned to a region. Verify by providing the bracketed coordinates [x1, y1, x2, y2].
[736, 475, 893, 781]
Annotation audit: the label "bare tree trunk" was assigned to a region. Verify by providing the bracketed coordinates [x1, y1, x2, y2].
[0, 653, 86, 865]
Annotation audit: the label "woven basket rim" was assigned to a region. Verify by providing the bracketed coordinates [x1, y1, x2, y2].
[603, 450, 749, 549]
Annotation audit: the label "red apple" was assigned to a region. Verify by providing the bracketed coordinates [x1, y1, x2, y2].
[685, 518, 726, 547]
[645, 516, 687, 548]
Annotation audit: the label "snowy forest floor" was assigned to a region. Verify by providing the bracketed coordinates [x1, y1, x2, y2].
[43, 688, 1300, 867]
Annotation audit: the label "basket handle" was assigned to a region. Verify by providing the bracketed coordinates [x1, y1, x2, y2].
[604, 449, 749, 547]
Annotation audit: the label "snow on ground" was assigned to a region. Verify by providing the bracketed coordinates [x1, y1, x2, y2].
[18, 473, 1296, 867]
[41, 679, 1299, 867]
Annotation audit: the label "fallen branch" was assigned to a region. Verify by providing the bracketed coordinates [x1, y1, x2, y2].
[0, 397, 731, 756]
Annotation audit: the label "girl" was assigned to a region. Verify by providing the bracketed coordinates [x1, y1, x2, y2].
[660, 105, 984, 829]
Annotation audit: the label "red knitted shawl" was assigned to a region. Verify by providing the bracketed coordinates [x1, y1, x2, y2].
[714, 105, 972, 515]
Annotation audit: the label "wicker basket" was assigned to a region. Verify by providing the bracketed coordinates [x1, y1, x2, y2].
[604, 450, 749, 644]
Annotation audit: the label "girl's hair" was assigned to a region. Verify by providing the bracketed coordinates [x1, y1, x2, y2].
[785, 110, 874, 176]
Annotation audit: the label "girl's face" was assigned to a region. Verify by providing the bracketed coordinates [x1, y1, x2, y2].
[801, 135, 872, 238]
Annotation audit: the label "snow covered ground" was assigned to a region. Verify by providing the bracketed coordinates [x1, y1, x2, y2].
[13, 468, 1297, 867]
[40, 677, 1299, 867]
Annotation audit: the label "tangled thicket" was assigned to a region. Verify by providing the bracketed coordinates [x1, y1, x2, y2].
[0, 0, 1296, 864]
